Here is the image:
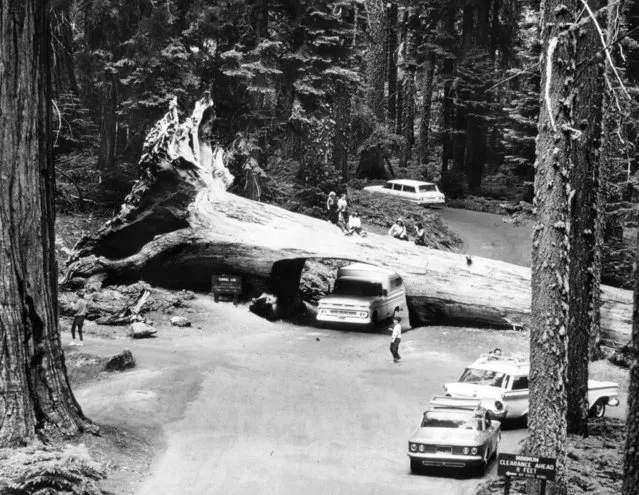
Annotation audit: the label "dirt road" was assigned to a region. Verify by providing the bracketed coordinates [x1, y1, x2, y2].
[439, 207, 532, 267]
[72, 301, 531, 495]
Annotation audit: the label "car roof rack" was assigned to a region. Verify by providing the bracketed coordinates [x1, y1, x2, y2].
[429, 396, 482, 411]
[473, 352, 529, 367]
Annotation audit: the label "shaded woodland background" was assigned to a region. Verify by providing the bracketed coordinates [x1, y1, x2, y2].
[51, 0, 639, 285]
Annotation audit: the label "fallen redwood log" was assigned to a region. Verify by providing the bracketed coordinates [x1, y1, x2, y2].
[63, 95, 633, 347]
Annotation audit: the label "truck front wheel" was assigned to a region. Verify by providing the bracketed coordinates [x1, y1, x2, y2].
[589, 400, 606, 418]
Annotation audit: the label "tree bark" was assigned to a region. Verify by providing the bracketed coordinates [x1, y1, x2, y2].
[386, 2, 398, 125]
[97, 72, 118, 172]
[0, 0, 88, 446]
[527, 3, 582, 494]
[332, 82, 351, 182]
[566, 0, 605, 437]
[623, 232, 639, 494]
[365, 0, 387, 121]
[399, 7, 417, 168]
[418, 52, 436, 165]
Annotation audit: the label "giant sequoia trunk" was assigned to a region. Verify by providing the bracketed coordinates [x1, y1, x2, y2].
[566, 0, 605, 437]
[63, 96, 634, 348]
[364, 0, 387, 120]
[526, 3, 577, 494]
[0, 0, 87, 446]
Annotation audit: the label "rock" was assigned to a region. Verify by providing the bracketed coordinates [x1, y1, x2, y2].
[103, 349, 136, 372]
[170, 316, 191, 327]
[127, 322, 157, 339]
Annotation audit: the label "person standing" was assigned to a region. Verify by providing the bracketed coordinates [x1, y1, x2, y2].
[70, 292, 87, 346]
[326, 191, 338, 224]
[390, 316, 402, 363]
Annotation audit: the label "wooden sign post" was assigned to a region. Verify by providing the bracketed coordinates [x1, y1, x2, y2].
[211, 274, 242, 305]
[497, 453, 556, 495]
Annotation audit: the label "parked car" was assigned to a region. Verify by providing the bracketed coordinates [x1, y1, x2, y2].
[407, 396, 501, 476]
[443, 353, 620, 422]
[363, 179, 446, 206]
[316, 263, 406, 325]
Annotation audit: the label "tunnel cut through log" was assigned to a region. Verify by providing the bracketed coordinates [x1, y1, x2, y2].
[62, 95, 634, 346]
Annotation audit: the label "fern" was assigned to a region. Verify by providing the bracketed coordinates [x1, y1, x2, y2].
[0, 444, 105, 495]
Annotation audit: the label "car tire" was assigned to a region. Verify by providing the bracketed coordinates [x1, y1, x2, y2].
[477, 452, 489, 477]
[589, 400, 606, 418]
[410, 458, 421, 475]
[392, 308, 400, 320]
[371, 311, 378, 324]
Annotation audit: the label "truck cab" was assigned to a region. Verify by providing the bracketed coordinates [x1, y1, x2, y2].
[316, 263, 406, 325]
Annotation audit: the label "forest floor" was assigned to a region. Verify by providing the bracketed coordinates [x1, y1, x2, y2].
[48, 205, 632, 495]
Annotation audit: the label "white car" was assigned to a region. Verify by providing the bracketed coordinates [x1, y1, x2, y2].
[443, 353, 620, 422]
[363, 179, 445, 206]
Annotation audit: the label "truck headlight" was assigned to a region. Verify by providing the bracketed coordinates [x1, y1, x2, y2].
[494, 400, 504, 411]
[471, 447, 478, 455]
[463, 447, 469, 455]
[410, 443, 417, 452]
[418, 445, 425, 452]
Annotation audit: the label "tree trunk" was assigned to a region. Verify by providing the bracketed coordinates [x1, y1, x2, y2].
[63, 97, 634, 348]
[623, 233, 639, 493]
[365, 0, 387, 121]
[254, 0, 269, 40]
[386, 2, 398, 125]
[332, 82, 351, 182]
[0, 0, 88, 446]
[527, 3, 585, 494]
[399, 7, 416, 168]
[51, 0, 79, 96]
[97, 73, 117, 172]
[566, 0, 605, 437]
[418, 52, 436, 165]
[440, 7, 456, 175]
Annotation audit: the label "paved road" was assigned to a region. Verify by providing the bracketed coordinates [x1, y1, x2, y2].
[73, 301, 531, 495]
[439, 207, 532, 267]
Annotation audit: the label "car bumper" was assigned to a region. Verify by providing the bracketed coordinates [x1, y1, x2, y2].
[408, 452, 484, 469]
[316, 315, 371, 324]
[418, 198, 446, 205]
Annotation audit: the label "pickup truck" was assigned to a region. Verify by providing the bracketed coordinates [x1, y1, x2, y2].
[443, 353, 620, 422]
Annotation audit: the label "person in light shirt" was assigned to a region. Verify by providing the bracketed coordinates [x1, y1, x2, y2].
[390, 317, 402, 363]
[70, 292, 88, 346]
[388, 219, 408, 240]
[348, 211, 367, 237]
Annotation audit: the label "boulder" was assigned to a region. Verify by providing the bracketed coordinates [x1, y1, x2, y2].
[170, 316, 191, 327]
[128, 322, 157, 339]
[104, 349, 136, 372]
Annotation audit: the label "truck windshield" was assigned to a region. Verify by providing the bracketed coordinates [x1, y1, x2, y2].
[459, 368, 506, 388]
[333, 279, 381, 297]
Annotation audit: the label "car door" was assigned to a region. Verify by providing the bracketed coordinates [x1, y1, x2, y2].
[503, 375, 529, 418]
[401, 185, 416, 201]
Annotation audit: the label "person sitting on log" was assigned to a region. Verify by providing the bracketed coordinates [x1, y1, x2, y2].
[348, 211, 367, 237]
[413, 222, 426, 246]
[326, 191, 338, 224]
[388, 219, 408, 241]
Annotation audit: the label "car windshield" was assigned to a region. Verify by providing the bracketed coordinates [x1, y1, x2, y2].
[418, 184, 437, 193]
[459, 368, 507, 388]
[421, 411, 480, 430]
[333, 279, 380, 297]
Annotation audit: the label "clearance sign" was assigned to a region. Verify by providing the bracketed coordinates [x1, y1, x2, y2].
[498, 453, 557, 494]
